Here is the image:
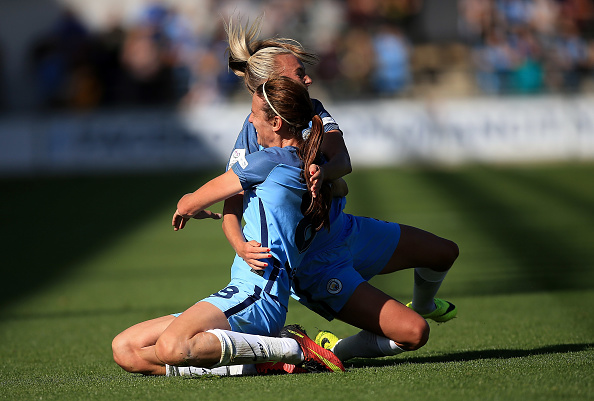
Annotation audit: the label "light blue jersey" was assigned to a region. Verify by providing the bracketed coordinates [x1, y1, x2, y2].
[231, 146, 315, 306]
[227, 99, 340, 171]
[224, 99, 402, 323]
[197, 146, 318, 336]
[226, 99, 348, 255]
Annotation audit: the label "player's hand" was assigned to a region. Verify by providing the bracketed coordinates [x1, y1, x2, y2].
[192, 210, 222, 220]
[172, 210, 190, 231]
[308, 164, 324, 198]
[237, 240, 272, 270]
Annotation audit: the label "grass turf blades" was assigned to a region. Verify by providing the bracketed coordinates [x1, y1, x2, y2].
[1, 163, 592, 401]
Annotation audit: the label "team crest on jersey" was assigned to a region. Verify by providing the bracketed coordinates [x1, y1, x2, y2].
[229, 148, 248, 169]
[326, 278, 342, 294]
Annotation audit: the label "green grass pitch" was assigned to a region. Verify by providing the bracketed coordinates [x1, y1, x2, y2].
[1, 163, 592, 400]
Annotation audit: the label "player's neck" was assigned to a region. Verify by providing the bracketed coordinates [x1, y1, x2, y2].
[279, 135, 299, 149]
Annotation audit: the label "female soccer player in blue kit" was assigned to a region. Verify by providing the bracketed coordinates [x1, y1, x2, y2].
[112, 77, 345, 376]
[221, 17, 459, 364]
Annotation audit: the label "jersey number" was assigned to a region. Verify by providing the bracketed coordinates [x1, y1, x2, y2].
[212, 286, 239, 299]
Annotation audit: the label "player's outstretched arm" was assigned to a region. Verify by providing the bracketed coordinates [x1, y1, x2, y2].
[222, 195, 271, 269]
[173, 210, 221, 232]
[173, 170, 242, 231]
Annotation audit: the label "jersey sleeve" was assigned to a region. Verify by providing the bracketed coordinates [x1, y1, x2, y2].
[226, 114, 262, 171]
[231, 149, 280, 190]
[312, 98, 341, 134]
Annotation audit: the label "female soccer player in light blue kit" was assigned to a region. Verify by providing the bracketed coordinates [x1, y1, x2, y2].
[221, 17, 459, 364]
[112, 77, 345, 376]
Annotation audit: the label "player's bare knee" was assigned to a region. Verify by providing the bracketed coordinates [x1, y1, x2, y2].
[154, 334, 186, 366]
[435, 238, 459, 271]
[111, 334, 138, 372]
[112, 334, 128, 360]
[447, 240, 460, 264]
[416, 319, 431, 349]
[156, 331, 221, 367]
[402, 319, 430, 351]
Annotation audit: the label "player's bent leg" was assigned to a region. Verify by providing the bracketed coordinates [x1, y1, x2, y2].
[379, 225, 459, 318]
[380, 224, 459, 274]
[154, 301, 231, 368]
[327, 283, 429, 361]
[112, 315, 175, 375]
[336, 282, 429, 350]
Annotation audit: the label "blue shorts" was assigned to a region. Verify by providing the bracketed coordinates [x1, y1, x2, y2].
[292, 214, 401, 321]
[173, 279, 287, 336]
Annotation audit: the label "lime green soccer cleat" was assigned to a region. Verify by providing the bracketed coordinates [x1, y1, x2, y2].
[406, 298, 457, 322]
[314, 330, 340, 351]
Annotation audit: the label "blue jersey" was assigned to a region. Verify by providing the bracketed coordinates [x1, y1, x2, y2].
[231, 150, 400, 323]
[222, 98, 399, 325]
[227, 99, 340, 171]
[185, 102, 398, 333]
[230, 146, 314, 309]
[226, 98, 347, 253]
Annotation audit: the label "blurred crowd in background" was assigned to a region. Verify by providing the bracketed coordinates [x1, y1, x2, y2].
[16, 0, 594, 111]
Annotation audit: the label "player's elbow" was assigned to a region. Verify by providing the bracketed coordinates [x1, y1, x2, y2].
[343, 159, 352, 175]
[339, 150, 352, 175]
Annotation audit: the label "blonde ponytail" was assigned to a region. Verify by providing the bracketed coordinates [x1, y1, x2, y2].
[225, 15, 318, 93]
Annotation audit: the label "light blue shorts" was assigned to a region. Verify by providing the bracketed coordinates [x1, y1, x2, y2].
[173, 279, 287, 336]
[292, 214, 401, 320]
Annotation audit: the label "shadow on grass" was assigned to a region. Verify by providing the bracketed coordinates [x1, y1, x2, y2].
[0, 303, 192, 321]
[419, 167, 594, 295]
[0, 171, 220, 310]
[343, 165, 594, 297]
[346, 342, 594, 369]
[4, 165, 593, 312]
[497, 167, 594, 225]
